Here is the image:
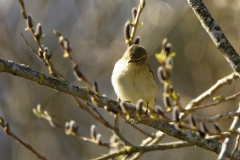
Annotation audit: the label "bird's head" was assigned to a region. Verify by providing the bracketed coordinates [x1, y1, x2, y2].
[123, 44, 148, 66]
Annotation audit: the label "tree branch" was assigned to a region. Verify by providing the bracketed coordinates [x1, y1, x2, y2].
[0, 117, 46, 160]
[92, 141, 192, 160]
[1, 58, 240, 159]
[187, 0, 240, 72]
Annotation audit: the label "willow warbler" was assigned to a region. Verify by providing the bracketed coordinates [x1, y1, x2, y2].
[111, 44, 157, 112]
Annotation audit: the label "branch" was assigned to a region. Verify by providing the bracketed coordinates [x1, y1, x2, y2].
[92, 141, 192, 160]
[182, 72, 239, 118]
[187, 0, 240, 72]
[0, 117, 46, 160]
[0, 59, 89, 102]
[218, 106, 240, 159]
[1, 58, 240, 159]
[128, 131, 165, 160]
[187, 91, 240, 112]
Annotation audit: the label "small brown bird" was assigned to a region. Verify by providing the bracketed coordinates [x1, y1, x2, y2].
[111, 44, 157, 111]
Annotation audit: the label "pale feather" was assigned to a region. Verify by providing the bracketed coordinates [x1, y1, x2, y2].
[111, 58, 157, 110]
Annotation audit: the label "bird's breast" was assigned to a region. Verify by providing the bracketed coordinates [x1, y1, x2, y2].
[111, 60, 156, 106]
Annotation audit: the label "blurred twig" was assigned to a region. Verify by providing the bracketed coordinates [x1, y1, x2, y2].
[53, 30, 92, 87]
[0, 117, 47, 160]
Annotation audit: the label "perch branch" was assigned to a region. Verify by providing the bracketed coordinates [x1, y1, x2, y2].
[1, 58, 240, 159]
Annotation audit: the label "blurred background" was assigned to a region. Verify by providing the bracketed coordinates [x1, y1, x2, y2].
[0, 0, 240, 159]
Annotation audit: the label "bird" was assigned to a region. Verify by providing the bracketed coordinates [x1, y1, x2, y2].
[111, 44, 157, 112]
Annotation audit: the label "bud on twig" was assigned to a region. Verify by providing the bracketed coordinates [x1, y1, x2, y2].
[35, 23, 42, 39]
[38, 47, 43, 58]
[189, 114, 196, 129]
[93, 81, 99, 93]
[140, 0, 146, 9]
[198, 129, 206, 137]
[134, 36, 140, 44]
[157, 66, 167, 83]
[120, 101, 128, 114]
[162, 38, 167, 50]
[132, 8, 137, 21]
[136, 99, 143, 116]
[96, 134, 102, 144]
[163, 96, 171, 109]
[26, 14, 34, 30]
[172, 106, 179, 122]
[65, 120, 78, 135]
[43, 47, 52, 59]
[213, 123, 222, 133]
[90, 125, 96, 140]
[53, 29, 61, 37]
[200, 121, 209, 133]
[165, 43, 172, 56]
[124, 22, 131, 41]
[18, 0, 27, 19]
[73, 65, 84, 81]
[58, 36, 65, 48]
[4, 122, 10, 135]
[63, 39, 71, 53]
[0, 117, 4, 126]
[155, 105, 165, 117]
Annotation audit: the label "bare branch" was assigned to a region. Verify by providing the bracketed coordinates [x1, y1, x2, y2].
[187, 0, 240, 72]
[0, 117, 46, 160]
[181, 72, 239, 118]
[2, 58, 240, 159]
[92, 141, 192, 160]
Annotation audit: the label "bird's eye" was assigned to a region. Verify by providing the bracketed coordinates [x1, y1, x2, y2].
[136, 59, 141, 63]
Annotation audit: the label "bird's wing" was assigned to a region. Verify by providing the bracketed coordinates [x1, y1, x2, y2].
[147, 63, 155, 79]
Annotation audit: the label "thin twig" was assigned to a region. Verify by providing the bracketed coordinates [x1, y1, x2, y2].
[129, 0, 145, 45]
[129, 131, 165, 160]
[92, 141, 192, 160]
[83, 100, 131, 146]
[33, 107, 111, 148]
[218, 137, 232, 160]
[53, 30, 92, 87]
[181, 72, 239, 118]
[18, 0, 63, 78]
[218, 106, 240, 160]
[231, 134, 240, 159]
[187, 91, 240, 112]
[0, 117, 47, 160]
[19, 32, 48, 65]
[193, 111, 240, 123]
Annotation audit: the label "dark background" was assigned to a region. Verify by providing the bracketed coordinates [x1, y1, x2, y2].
[0, 0, 240, 159]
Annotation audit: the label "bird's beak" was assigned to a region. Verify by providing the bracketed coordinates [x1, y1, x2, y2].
[128, 59, 133, 63]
